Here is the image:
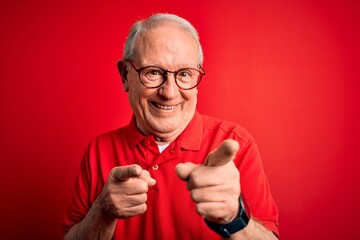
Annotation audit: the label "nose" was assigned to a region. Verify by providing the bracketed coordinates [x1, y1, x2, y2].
[158, 73, 179, 99]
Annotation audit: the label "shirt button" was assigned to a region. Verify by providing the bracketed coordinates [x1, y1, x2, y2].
[152, 165, 159, 170]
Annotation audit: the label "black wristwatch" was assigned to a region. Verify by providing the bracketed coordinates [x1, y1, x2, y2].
[204, 204, 249, 238]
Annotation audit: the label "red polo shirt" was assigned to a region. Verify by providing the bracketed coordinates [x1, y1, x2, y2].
[63, 111, 279, 239]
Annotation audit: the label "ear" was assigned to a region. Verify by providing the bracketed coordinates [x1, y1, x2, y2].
[117, 60, 129, 92]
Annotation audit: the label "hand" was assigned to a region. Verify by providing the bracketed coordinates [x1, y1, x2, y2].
[176, 139, 241, 224]
[96, 164, 156, 219]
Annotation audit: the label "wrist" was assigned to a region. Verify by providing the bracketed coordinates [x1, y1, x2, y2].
[93, 196, 117, 222]
[204, 201, 249, 238]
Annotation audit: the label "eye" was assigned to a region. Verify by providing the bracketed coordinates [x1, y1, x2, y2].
[145, 69, 161, 76]
[142, 67, 164, 79]
[177, 69, 193, 78]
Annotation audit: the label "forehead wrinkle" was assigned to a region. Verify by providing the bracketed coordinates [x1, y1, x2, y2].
[134, 24, 198, 69]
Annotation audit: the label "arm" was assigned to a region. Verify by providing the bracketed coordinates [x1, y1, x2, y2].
[64, 198, 116, 240]
[64, 165, 156, 240]
[228, 219, 278, 240]
[176, 140, 278, 240]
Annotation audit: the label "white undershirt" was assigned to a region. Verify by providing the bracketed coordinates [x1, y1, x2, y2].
[157, 143, 170, 153]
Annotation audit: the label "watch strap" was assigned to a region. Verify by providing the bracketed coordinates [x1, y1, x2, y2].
[204, 204, 249, 238]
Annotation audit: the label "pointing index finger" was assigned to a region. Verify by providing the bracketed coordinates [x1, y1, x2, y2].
[110, 164, 142, 181]
[204, 139, 240, 166]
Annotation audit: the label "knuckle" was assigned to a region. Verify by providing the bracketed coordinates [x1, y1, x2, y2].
[190, 189, 199, 202]
[195, 203, 208, 218]
[142, 193, 148, 202]
[127, 178, 148, 193]
[141, 170, 150, 178]
[137, 179, 149, 192]
[187, 170, 201, 187]
[140, 203, 148, 213]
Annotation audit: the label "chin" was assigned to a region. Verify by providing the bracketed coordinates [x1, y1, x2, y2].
[152, 123, 178, 133]
[150, 118, 183, 133]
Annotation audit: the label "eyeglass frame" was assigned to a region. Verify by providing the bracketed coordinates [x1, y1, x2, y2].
[126, 60, 205, 90]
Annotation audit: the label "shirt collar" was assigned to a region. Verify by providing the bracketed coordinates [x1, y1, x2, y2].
[126, 111, 203, 151]
[126, 115, 148, 149]
[177, 111, 203, 151]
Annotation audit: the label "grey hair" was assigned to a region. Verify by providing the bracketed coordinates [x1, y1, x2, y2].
[123, 13, 204, 65]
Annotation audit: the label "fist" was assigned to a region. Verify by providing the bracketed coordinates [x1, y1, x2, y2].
[97, 164, 156, 219]
[176, 139, 241, 224]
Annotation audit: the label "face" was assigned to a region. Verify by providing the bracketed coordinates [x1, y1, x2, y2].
[123, 22, 200, 143]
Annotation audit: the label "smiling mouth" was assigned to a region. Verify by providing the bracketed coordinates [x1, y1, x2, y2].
[151, 101, 177, 110]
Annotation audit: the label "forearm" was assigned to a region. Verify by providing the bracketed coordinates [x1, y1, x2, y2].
[228, 218, 278, 240]
[64, 199, 117, 240]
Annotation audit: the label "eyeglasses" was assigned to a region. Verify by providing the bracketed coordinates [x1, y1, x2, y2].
[127, 61, 205, 90]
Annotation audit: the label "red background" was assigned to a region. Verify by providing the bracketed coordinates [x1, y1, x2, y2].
[1, 0, 359, 239]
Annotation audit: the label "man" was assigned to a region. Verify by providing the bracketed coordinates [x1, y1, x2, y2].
[63, 13, 279, 239]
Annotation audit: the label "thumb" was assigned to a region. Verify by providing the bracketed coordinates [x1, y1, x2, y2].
[110, 164, 142, 181]
[175, 162, 197, 181]
[138, 170, 157, 187]
[204, 139, 240, 166]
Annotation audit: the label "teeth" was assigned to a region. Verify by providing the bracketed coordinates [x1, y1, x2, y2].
[154, 102, 176, 110]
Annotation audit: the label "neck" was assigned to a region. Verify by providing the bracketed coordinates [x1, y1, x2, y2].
[152, 129, 183, 145]
[134, 111, 196, 145]
[137, 120, 191, 145]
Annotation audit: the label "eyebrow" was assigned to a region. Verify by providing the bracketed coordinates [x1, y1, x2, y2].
[140, 63, 198, 70]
